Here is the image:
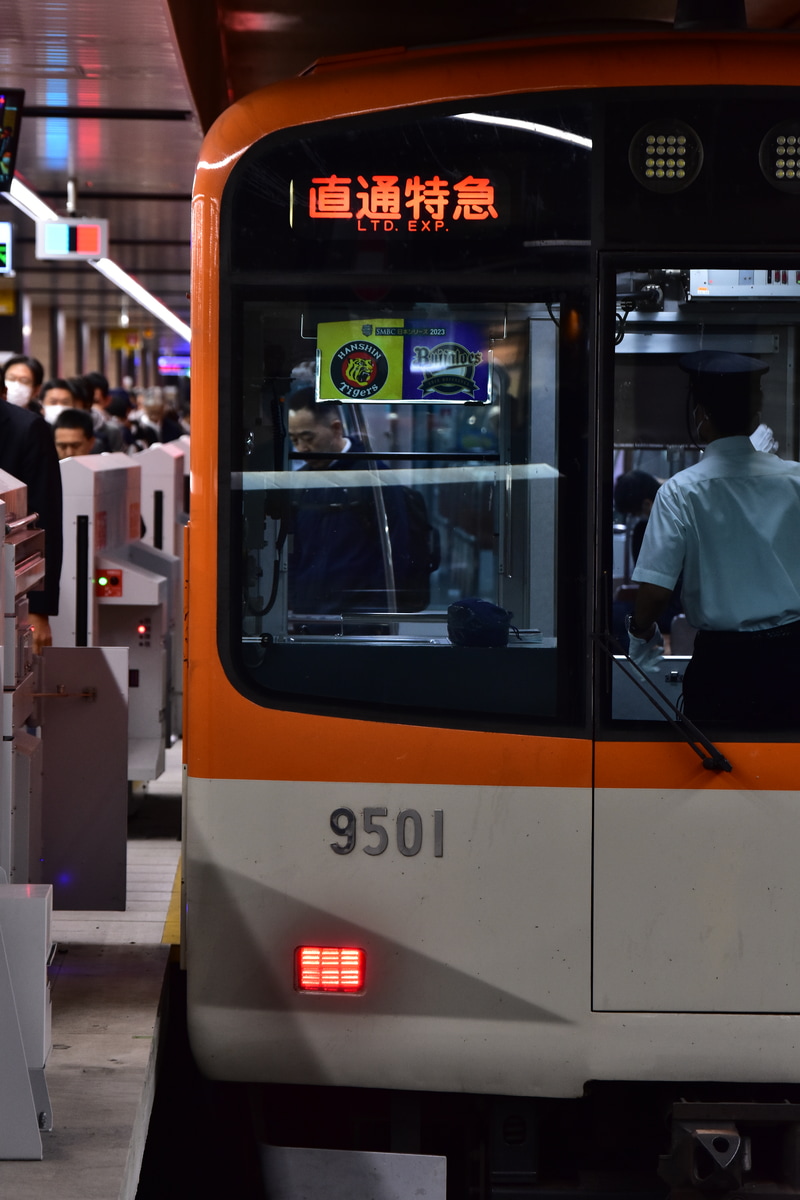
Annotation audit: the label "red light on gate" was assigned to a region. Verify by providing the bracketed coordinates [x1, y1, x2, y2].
[296, 946, 365, 993]
[137, 623, 147, 635]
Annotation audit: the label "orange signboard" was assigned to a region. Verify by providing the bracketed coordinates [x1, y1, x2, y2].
[308, 172, 499, 233]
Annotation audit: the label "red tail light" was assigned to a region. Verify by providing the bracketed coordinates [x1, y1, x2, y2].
[296, 946, 365, 993]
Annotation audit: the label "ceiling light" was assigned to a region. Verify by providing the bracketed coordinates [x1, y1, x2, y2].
[91, 257, 191, 342]
[222, 11, 300, 32]
[6, 177, 59, 222]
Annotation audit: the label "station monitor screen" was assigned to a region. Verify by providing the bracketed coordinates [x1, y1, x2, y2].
[0, 90, 24, 192]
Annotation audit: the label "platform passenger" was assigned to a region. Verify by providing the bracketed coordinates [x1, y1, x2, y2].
[1, 355, 45, 412]
[85, 370, 125, 451]
[0, 389, 62, 652]
[614, 469, 683, 645]
[53, 408, 97, 459]
[41, 377, 112, 450]
[40, 377, 84, 420]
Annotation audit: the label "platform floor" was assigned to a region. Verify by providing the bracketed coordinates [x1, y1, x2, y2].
[0, 743, 182, 1200]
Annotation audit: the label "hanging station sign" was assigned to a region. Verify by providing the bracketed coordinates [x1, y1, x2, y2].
[35, 218, 109, 260]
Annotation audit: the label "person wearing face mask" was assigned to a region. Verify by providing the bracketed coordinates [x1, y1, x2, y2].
[628, 351, 800, 728]
[40, 376, 112, 451]
[0, 367, 62, 653]
[1, 355, 44, 413]
[39, 377, 78, 425]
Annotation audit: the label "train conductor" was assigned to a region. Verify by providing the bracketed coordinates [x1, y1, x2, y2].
[627, 350, 800, 727]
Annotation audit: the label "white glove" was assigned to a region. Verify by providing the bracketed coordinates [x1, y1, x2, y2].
[625, 615, 664, 676]
[750, 423, 778, 453]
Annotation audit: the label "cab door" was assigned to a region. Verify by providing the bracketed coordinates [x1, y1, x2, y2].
[593, 258, 800, 1015]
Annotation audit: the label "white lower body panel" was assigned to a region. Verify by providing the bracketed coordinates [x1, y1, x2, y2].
[184, 777, 800, 1093]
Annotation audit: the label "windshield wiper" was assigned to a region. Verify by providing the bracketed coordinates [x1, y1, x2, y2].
[594, 632, 733, 773]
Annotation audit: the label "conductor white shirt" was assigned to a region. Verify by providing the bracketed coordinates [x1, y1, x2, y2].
[632, 436, 800, 632]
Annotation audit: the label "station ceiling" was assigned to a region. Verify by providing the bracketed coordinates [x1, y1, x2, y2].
[3, 0, 800, 355]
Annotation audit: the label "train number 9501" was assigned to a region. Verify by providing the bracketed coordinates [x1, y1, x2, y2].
[329, 807, 443, 858]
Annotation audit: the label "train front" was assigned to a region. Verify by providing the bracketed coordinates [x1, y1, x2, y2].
[184, 32, 800, 1196]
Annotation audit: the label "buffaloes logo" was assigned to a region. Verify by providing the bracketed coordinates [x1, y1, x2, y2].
[412, 341, 482, 398]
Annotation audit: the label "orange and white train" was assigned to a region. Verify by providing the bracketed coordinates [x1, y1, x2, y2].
[184, 28, 800, 1195]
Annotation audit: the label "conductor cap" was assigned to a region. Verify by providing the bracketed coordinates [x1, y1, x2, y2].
[679, 350, 769, 378]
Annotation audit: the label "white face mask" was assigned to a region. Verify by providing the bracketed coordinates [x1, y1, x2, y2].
[5, 380, 33, 407]
[43, 404, 68, 425]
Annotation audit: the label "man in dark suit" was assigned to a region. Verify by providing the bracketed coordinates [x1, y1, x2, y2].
[286, 390, 410, 631]
[0, 394, 62, 652]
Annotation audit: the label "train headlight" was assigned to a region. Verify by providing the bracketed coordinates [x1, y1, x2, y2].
[629, 120, 703, 193]
[296, 946, 365, 993]
[759, 122, 800, 192]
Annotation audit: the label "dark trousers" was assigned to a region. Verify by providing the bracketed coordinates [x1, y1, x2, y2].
[683, 619, 800, 728]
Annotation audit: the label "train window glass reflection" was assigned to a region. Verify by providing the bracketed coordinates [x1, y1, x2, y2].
[230, 299, 574, 720]
[610, 264, 800, 727]
[219, 95, 593, 723]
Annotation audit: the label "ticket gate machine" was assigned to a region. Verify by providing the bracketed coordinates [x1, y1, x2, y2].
[51, 454, 179, 781]
[138, 441, 187, 735]
[138, 440, 186, 557]
[179, 433, 190, 513]
[0, 471, 44, 885]
[0, 474, 53, 1157]
[0, 882, 53, 1157]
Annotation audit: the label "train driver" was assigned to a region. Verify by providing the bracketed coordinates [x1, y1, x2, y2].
[627, 350, 800, 727]
[286, 389, 410, 631]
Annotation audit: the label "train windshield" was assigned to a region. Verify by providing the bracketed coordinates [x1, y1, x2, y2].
[221, 97, 593, 724]
[219, 86, 800, 731]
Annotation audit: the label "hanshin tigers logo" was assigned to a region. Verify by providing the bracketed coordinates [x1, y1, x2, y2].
[330, 340, 389, 399]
